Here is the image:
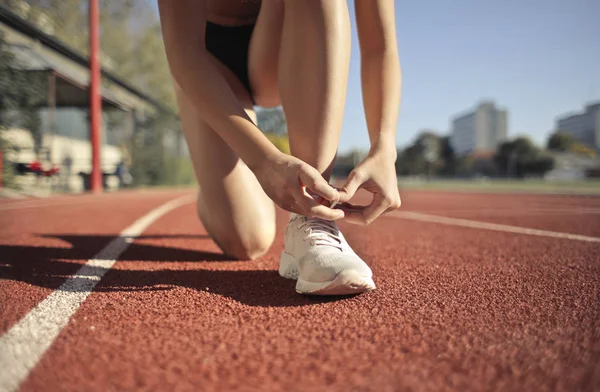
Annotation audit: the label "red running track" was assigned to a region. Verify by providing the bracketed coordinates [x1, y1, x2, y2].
[1, 189, 599, 391]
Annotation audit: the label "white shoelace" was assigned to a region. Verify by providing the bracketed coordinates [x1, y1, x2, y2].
[297, 217, 344, 251]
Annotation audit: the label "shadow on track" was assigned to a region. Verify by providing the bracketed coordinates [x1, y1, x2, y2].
[0, 234, 356, 307]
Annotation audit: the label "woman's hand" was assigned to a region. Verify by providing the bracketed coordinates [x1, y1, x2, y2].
[337, 148, 401, 225]
[252, 152, 344, 221]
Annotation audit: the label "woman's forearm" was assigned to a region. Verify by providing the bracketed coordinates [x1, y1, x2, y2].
[360, 49, 401, 156]
[168, 50, 279, 168]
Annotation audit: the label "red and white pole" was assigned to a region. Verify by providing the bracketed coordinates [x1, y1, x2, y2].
[89, 0, 102, 193]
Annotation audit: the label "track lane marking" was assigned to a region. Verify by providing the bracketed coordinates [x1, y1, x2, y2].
[389, 211, 600, 243]
[0, 194, 194, 392]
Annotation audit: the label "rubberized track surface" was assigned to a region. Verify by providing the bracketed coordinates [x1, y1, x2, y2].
[1, 189, 599, 391]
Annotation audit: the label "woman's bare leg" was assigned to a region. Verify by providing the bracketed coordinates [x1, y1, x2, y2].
[175, 64, 276, 260]
[250, 1, 374, 296]
[280, 0, 350, 179]
[250, 0, 351, 180]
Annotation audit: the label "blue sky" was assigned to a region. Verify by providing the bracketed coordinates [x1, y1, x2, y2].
[150, 0, 600, 153]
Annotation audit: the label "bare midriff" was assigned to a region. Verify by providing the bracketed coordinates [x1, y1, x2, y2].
[206, 0, 261, 26]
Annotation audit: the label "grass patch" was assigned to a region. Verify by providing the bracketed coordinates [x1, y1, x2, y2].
[399, 178, 600, 195]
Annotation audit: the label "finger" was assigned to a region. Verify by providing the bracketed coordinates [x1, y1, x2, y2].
[297, 166, 339, 203]
[337, 203, 368, 225]
[336, 201, 366, 211]
[362, 194, 391, 225]
[385, 195, 402, 212]
[338, 170, 365, 203]
[307, 204, 346, 220]
[315, 195, 338, 208]
[341, 209, 368, 225]
[290, 186, 344, 220]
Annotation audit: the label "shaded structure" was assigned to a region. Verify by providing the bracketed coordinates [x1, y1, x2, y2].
[0, 5, 184, 190]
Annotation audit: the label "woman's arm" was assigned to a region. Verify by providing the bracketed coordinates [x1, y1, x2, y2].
[158, 0, 279, 170]
[337, 0, 402, 225]
[355, 0, 401, 156]
[157, 0, 342, 220]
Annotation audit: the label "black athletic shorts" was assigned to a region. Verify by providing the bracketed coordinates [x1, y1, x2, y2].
[205, 21, 255, 102]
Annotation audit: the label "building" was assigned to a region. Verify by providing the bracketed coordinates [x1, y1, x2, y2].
[0, 5, 183, 191]
[450, 101, 508, 155]
[555, 102, 600, 150]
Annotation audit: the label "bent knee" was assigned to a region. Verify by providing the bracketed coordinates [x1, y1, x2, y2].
[218, 229, 275, 260]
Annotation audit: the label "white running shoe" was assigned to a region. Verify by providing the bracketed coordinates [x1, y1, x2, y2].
[279, 213, 376, 295]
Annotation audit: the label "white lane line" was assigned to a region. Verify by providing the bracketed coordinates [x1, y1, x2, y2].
[0, 194, 194, 392]
[389, 211, 600, 243]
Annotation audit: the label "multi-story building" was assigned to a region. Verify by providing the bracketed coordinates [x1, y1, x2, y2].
[555, 102, 600, 150]
[450, 101, 508, 155]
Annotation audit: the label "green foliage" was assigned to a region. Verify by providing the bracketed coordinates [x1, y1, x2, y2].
[395, 131, 456, 176]
[396, 143, 426, 176]
[495, 137, 554, 177]
[1, 3, 189, 188]
[5, 0, 177, 111]
[438, 136, 457, 175]
[162, 155, 195, 186]
[0, 131, 18, 188]
[547, 131, 574, 152]
[547, 131, 597, 158]
[126, 110, 191, 187]
[0, 32, 44, 152]
[569, 142, 597, 158]
[129, 112, 163, 186]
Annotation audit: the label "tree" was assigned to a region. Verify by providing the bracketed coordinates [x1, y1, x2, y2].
[495, 137, 554, 177]
[396, 143, 427, 176]
[547, 131, 596, 157]
[438, 136, 457, 175]
[547, 131, 574, 152]
[395, 131, 457, 177]
[4, 0, 178, 111]
[5, 0, 90, 53]
[0, 32, 44, 153]
[569, 142, 597, 158]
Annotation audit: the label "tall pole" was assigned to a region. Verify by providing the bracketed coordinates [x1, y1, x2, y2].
[48, 72, 56, 164]
[89, 0, 102, 192]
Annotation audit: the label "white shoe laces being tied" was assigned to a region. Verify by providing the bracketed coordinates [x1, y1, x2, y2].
[297, 217, 343, 250]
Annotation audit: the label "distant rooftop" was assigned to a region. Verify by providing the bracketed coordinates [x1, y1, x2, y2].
[556, 101, 600, 121]
[0, 4, 173, 114]
[451, 100, 505, 122]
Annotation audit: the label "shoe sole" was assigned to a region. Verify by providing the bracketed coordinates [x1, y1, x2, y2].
[279, 251, 299, 280]
[279, 251, 376, 296]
